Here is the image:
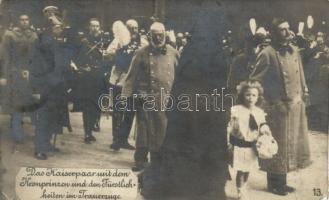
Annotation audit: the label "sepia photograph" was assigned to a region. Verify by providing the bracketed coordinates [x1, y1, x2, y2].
[0, 0, 328, 199]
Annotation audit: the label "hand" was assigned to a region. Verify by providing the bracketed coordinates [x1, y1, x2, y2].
[303, 92, 310, 105]
[68, 102, 74, 111]
[260, 124, 271, 136]
[32, 94, 41, 100]
[227, 143, 233, 151]
[0, 78, 7, 86]
[87, 66, 92, 72]
[231, 117, 239, 131]
[70, 61, 79, 71]
[21, 70, 29, 80]
[310, 41, 317, 49]
[277, 101, 289, 113]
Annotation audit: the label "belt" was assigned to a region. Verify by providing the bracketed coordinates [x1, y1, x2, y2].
[230, 135, 256, 148]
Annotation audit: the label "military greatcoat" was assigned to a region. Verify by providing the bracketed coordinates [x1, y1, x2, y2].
[0, 28, 38, 112]
[121, 44, 180, 152]
[251, 44, 312, 174]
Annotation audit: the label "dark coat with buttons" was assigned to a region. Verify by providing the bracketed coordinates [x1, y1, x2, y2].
[0, 28, 38, 113]
[72, 33, 112, 104]
[251, 44, 311, 174]
[121, 44, 180, 151]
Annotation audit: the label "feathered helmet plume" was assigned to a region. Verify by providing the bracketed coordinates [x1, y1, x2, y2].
[112, 20, 131, 47]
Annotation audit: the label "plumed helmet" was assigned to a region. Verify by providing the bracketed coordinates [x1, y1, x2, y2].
[112, 20, 131, 47]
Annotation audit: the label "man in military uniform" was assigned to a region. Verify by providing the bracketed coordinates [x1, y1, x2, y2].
[303, 31, 329, 132]
[121, 22, 179, 171]
[176, 32, 187, 54]
[30, 20, 76, 160]
[41, 6, 63, 32]
[109, 19, 148, 151]
[73, 18, 111, 144]
[227, 27, 270, 95]
[0, 14, 38, 144]
[251, 18, 311, 196]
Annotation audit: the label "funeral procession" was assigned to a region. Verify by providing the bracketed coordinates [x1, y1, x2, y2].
[0, 0, 328, 200]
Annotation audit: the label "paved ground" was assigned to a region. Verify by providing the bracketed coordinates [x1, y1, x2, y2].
[0, 112, 328, 200]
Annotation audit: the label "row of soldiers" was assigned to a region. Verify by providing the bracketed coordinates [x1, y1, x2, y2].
[0, 6, 188, 161]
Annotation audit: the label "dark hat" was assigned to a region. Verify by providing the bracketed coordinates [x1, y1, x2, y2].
[270, 17, 288, 32]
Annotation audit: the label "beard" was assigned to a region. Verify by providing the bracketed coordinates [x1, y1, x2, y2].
[151, 37, 166, 48]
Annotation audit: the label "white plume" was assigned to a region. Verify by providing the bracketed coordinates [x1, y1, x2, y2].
[307, 15, 314, 29]
[249, 18, 257, 35]
[298, 22, 305, 35]
[112, 20, 131, 47]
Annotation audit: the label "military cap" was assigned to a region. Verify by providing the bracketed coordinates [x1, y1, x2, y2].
[42, 6, 59, 14]
[271, 17, 288, 32]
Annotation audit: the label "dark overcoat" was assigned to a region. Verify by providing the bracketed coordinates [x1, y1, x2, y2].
[29, 30, 75, 132]
[0, 28, 38, 112]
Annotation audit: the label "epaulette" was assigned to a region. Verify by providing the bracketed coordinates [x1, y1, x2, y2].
[35, 28, 43, 34]
[78, 31, 85, 36]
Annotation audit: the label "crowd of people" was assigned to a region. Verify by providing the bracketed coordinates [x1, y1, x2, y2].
[0, 5, 189, 161]
[0, 4, 328, 200]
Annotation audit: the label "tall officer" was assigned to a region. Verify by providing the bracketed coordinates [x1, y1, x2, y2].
[73, 18, 111, 144]
[109, 19, 148, 151]
[30, 20, 76, 160]
[251, 18, 311, 196]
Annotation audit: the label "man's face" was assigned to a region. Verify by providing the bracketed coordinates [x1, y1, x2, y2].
[128, 24, 139, 35]
[44, 11, 55, 18]
[276, 22, 291, 42]
[151, 29, 165, 47]
[19, 15, 30, 30]
[89, 20, 101, 35]
[316, 32, 325, 46]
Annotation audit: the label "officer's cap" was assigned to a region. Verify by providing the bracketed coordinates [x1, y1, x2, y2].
[43, 6, 59, 14]
[271, 17, 288, 32]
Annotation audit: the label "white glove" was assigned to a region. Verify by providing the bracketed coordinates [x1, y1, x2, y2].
[260, 124, 271, 136]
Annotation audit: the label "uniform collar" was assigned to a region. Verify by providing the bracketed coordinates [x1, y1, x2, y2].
[150, 44, 167, 55]
[13, 27, 34, 37]
[273, 42, 294, 54]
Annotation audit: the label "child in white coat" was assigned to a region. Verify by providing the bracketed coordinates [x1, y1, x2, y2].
[227, 80, 271, 200]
